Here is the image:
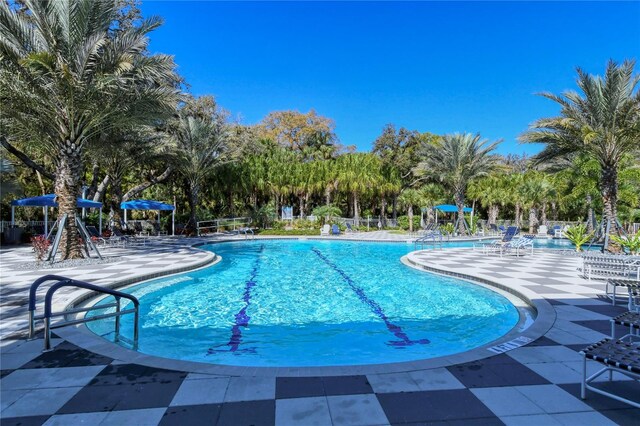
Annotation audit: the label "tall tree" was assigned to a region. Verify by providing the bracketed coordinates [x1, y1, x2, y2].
[520, 60, 640, 247]
[415, 133, 500, 234]
[0, 0, 181, 258]
[170, 97, 229, 228]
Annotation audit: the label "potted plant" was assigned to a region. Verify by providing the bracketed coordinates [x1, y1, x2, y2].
[610, 231, 640, 255]
[563, 224, 593, 252]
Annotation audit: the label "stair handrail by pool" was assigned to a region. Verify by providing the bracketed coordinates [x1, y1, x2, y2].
[28, 275, 140, 351]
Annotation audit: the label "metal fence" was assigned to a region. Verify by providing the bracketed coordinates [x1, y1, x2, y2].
[196, 217, 251, 236]
[1, 220, 56, 232]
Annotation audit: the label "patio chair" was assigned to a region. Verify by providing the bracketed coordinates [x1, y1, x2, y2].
[605, 279, 640, 306]
[86, 225, 116, 247]
[346, 223, 358, 233]
[495, 234, 535, 257]
[611, 311, 640, 339]
[489, 223, 499, 235]
[537, 225, 548, 236]
[478, 227, 519, 254]
[629, 283, 640, 312]
[579, 255, 640, 281]
[331, 224, 341, 235]
[320, 224, 330, 236]
[580, 336, 640, 408]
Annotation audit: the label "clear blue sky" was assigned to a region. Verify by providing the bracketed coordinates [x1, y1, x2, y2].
[140, 1, 640, 155]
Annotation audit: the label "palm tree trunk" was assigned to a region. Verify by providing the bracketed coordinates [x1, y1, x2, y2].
[455, 191, 466, 235]
[426, 205, 434, 224]
[489, 205, 499, 225]
[600, 165, 619, 249]
[54, 144, 84, 259]
[392, 195, 398, 221]
[325, 187, 331, 205]
[540, 203, 547, 226]
[586, 194, 594, 233]
[353, 192, 360, 226]
[299, 195, 305, 218]
[515, 203, 521, 227]
[380, 197, 387, 226]
[109, 173, 123, 230]
[528, 207, 538, 233]
[408, 205, 414, 232]
[188, 182, 199, 229]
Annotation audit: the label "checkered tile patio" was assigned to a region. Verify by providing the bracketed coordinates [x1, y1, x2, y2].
[1, 238, 639, 425]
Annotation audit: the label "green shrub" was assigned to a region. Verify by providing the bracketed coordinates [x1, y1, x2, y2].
[563, 224, 593, 252]
[610, 231, 640, 255]
[396, 215, 420, 231]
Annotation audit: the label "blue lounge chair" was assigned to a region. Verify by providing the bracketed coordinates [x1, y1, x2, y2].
[331, 224, 341, 235]
[346, 223, 357, 233]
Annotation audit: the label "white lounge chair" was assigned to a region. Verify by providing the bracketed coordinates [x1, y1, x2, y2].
[538, 225, 548, 236]
[320, 224, 330, 236]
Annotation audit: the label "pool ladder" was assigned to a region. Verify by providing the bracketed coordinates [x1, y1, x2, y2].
[414, 231, 444, 250]
[28, 275, 140, 351]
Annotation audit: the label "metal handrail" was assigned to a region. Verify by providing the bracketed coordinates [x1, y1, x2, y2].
[28, 275, 140, 350]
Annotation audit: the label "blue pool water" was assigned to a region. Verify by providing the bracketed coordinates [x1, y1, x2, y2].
[87, 240, 521, 367]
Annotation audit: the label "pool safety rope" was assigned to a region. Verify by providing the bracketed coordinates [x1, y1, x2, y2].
[311, 247, 430, 347]
[207, 244, 265, 354]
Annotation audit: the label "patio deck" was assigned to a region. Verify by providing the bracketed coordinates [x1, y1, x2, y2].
[0, 235, 638, 425]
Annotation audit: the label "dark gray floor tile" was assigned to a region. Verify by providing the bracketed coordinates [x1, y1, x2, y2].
[159, 404, 222, 426]
[322, 375, 373, 396]
[57, 384, 125, 413]
[217, 400, 275, 426]
[525, 336, 562, 346]
[21, 342, 112, 369]
[558, 382, 640, 411]
[276, 377, 324, 399]
[378, 389, 498, 423]
[0, 415, 50, 426]
[88, 364, 187, 386]
[447, 360, 549, 388]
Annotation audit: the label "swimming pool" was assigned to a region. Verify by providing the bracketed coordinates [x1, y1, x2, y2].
[87, 240, 524, 367]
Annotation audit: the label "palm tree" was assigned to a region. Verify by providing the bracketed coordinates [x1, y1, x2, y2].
[0, 0, 181, 258]
[467, 174, 504, 226]
[415, 133, 500, 234]
[397, 189, 424, 232]
[336, 153, 381, 225]
[520, 60, 640, 245]
[418, 183, 445, 226]
[171, 103, 229, 228]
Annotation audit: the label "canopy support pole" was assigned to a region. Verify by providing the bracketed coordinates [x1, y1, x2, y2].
[11, 206, 15, 226]
[157, 211, 160, 236]
[44, 208, 48, 235]
[124, 209, 127, 227]
[172, 209, 175, 236]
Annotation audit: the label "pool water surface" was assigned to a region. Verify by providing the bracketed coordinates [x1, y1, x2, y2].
[88, 240, 522, 367]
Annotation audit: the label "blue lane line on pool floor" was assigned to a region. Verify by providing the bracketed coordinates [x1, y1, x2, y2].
[207, 244, 265, 355]
[311, 247, 429, 348]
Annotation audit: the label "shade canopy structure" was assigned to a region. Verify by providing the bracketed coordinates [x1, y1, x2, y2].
[120, 200, 175, 211]
[433, 204, 473, 213]
[11, 194, 102, 209]
[10, 194, 103, 235]
[120, 200, 175, 236]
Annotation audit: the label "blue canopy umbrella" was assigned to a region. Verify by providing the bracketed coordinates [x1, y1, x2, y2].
[10, 194, 103, 235]
[433, 204, 473, 213]
[433, 204, 473, 229]
[120, 199, 175, 235]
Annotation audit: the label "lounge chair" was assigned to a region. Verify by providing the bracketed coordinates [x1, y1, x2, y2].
[331, 224, 341, 235]
[346, 223, 358, 233]
[489, 224, 499, 235]
[498, 234, 535, 257]
[537, 225, 548, 236]
[320, 224, 330, 236]
[478, 227, 519, 254]
[579, 255, 640, 281]
[580, 336, 640, 408]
